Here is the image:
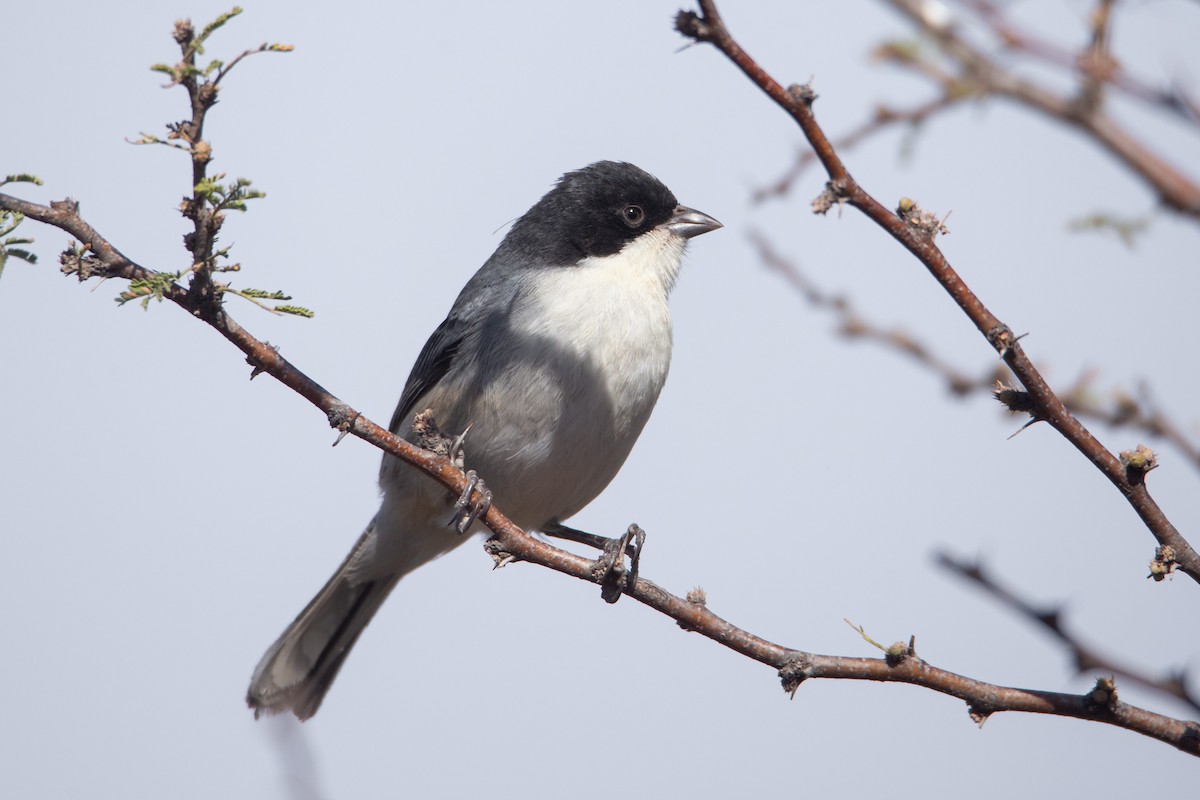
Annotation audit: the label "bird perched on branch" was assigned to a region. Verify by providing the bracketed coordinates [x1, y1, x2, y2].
[247, 161, 721, 720]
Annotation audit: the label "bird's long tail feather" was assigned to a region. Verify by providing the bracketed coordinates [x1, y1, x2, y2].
[247, 529, 399, 721]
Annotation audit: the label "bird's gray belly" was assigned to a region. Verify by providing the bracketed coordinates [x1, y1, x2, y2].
[388, 341, 665, 531]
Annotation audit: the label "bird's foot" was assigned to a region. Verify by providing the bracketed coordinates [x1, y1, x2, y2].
[592, 524, 646, 604]
[450, 469, 492, 534]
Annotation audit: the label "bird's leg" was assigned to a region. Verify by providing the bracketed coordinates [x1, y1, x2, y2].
[540, 522, 643, 561]
[625, 524, 646, 586]
[445, 423, 490, 534]
[541, 521, 612, 551]
[543, 522, 645, 577]
[597, 524, 645, 603]
[543, 522, 645, 603]
[450, 470, 492, 534]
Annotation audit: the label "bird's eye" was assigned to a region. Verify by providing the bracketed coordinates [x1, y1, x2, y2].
[621, 205, 645, 227]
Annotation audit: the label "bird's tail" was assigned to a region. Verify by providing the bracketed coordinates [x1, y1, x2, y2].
[247, 529, 399, 721]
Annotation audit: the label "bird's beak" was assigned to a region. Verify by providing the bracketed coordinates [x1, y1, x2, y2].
[664, 205, 723, 239]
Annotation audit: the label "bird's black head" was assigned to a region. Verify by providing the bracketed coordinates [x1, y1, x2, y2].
[504, 161, 681, 264]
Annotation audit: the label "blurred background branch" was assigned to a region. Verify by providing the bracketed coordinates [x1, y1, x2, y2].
[749, 229, 1200, 474]
[937, 551, 1200, 715]
[875, 0, 1200, 219]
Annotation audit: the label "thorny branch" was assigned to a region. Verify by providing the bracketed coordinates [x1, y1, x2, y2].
[960, 0, 1200, 126]
[759, 2, 1200, 220]
[748, 231, 1200, 474]
[877, 0, 1200, 220]
[752, 91, 966, 205]
[675, 0, 1199, 584]
[2, 4, 1197, 758]
[11, 191, 1198, 756]
[749, 227, 1007, 397]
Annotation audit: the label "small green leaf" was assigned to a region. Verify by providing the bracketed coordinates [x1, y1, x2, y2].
[195, 7, 244, 52]
[1068, 213, 1149, 249]
[3, 248, 36, 264]
[274, 305, 314, 318]
[0, 213, 23, 237]
[0, 212, 38, 281]
[115, 270, 183, 307]
[239, 288, 292, 300]
[1, 173, 44, 188]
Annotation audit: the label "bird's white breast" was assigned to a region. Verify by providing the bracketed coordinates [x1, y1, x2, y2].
[524, 227, 683, 417]
[470, 227, 687, 525]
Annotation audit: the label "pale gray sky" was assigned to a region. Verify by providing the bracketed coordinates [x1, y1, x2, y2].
[3, 1, 1198, 797]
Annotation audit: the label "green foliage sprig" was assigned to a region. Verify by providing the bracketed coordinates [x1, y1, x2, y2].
[0, 175, 44, 281]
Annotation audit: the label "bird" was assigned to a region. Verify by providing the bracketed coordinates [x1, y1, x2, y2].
[247, 161, 721, 720]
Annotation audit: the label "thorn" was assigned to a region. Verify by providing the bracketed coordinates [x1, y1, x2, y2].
[332, 411, 360, 447]
[779, 657, 811, 698]
[246, 341, 279, 380]
[483, 535, 517, 569]
[1006, 417, 1041, 439]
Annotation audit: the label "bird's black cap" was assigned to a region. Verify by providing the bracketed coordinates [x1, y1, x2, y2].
[504, 161, 682, 263]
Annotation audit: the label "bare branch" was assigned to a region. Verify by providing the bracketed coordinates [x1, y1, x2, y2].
[676, 0, 1200, 582]
[751, 94, 966, 205]
[937, 552, 1200, 714]
[960, 0, 1200, 125]
[878, 0, 1200, 220]
[748, 229, 1004, 396]
[749, 231, 1200, 473]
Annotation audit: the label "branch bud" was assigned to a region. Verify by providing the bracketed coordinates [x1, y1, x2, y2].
[1119, 443, 1157, 483]
[787, 83, 818, 107]
[896, 197, 950, 237]
[1088, 676, 1118, 709]
[1147, 545, 1177, 582]
[993, 381, 1035, 414]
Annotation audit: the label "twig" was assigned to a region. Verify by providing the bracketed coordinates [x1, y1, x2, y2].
[749, 228, 1003, 396]
[749, 231, 1200, 473]
[675, 0, 1199, 583]
[1061, 375, 1200, 475]
[1076, 0, 1117, 113]
[751, 94, 965, 205]
[878, 0, 1200, 220]
[960, 0, 1200, 125]
[937, 551, 1200, 714]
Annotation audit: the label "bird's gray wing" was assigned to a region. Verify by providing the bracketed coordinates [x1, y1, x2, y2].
[387, 250, 527, 434]
[388, 313, 470, 433]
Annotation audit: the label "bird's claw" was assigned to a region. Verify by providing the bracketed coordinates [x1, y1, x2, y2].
[448, 423, 473, 470]
[450, 469, 492, 534]
[593, 524, 646, 604]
